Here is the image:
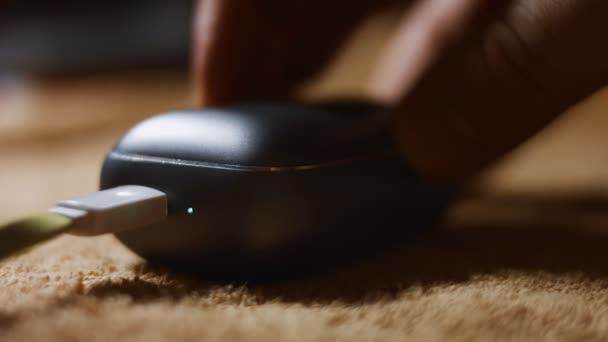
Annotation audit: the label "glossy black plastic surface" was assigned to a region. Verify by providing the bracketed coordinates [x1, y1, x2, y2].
[101, 102, 455, 281]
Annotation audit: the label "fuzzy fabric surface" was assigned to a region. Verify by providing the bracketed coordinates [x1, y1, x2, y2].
[2, 222, 608, 342]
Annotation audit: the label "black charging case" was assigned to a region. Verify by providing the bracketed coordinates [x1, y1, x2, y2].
[100, 102, 454, 281]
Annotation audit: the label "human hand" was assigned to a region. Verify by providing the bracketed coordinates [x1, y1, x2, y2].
[193, 0, 608, 181]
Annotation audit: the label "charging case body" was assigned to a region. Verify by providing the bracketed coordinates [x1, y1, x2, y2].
[100, 102, 454, 281]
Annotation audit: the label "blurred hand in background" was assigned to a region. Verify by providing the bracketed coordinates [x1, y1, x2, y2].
[193, 0, 608, 181]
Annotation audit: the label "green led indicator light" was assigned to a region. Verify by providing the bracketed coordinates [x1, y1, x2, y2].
[187, 207, 194, 215]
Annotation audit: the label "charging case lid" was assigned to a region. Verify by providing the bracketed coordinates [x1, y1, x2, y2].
[113, 102, 391, 168]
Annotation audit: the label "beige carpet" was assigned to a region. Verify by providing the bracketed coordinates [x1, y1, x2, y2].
[3, 220, 608, 341]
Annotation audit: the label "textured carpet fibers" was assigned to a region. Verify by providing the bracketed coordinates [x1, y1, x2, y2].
[2, 224, 608, 341]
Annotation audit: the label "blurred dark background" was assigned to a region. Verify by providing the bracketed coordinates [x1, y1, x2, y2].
[0, 0, 193, 74]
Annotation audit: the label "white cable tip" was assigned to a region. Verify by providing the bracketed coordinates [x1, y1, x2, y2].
[49, 185, 168, 236]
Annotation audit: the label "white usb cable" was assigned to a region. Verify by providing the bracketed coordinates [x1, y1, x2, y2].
[49, 185, 167, 236]
[0, 185, 167, 259]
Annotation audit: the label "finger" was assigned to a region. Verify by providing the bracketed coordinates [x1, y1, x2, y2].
[193, 0, 402, 106]
[374, 0, 608, 181]
[371, 0, 487, 103]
